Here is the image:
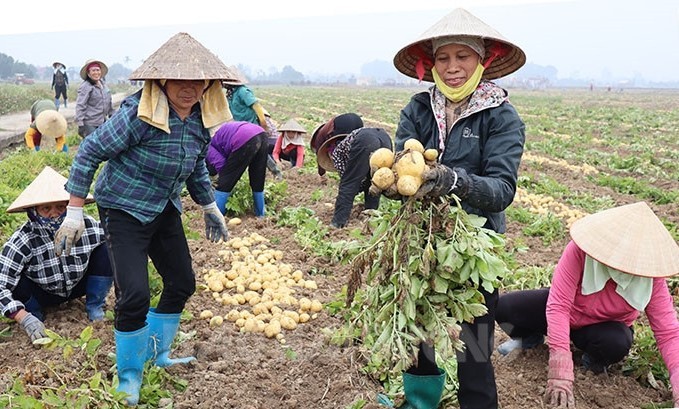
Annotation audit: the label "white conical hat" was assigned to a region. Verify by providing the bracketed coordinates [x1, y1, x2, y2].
[35, 110, 67, 137]
[570, 202, 679, 278]
[7, 167, 95, 213]
[278, 119, 307, 133]
[130, 32, 239, 81]
[393, 8, 526, 82]
[79, 59, 109, 80]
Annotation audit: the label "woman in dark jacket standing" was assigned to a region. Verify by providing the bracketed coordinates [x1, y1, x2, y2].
[390, 7, 526, 409]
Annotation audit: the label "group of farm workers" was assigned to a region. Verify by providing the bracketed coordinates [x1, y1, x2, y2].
[1, 7, 678, 409]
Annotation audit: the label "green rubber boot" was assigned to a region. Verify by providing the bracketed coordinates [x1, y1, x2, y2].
[399, 368, 446, 409]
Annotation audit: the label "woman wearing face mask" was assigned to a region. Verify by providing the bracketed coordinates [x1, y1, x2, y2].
[387, 8, 527, 409]
[0, 167, 112, 345]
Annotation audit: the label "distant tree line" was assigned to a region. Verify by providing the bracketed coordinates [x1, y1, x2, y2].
[0, 53, 37, 79]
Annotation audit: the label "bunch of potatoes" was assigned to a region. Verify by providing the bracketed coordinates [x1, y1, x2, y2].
[369, 138, 439, 197]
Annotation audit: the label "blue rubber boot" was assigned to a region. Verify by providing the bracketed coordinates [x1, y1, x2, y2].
[214, 190, 230, 215]
[23, 297, 44, 321]
[115, 325, 148, 406]
[85, 275, 113, 321]
[54, 98, 60, 111]
[146, 308, 196, 367]
[253, 191, 265, 217]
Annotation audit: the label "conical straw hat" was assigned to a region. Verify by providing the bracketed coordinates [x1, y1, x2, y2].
[393, 8, 526, 82]
[278, 119, 307, 133]
[7, 167, 95, 213]
[570, 202, 679, 278]
[35, 110, 67, 137]
[221, 65, 248, 86]
[79, 59, 109, 80]
[130, 32, 239, 81]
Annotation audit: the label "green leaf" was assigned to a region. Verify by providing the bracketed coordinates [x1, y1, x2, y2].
[432, 274, 449, 294]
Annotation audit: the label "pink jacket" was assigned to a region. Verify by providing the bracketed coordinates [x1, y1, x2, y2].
[546, 240, 679, 377]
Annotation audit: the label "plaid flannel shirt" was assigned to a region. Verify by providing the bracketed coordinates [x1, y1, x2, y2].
[0, 216, 105, 316]
[66, 90, 214, 224]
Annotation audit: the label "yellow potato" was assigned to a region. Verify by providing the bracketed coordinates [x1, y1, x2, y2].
[369, 147, 395, 169]
[371, 167, 396, 190]
[397, 175, 422, 196]
[403, 138, 425, 153]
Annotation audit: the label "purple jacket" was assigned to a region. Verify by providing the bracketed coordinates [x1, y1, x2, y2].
[206, 121, 265, 173]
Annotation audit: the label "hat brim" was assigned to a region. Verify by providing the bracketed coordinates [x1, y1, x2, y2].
[394, 37, 525, 82]
[570, 202, 679, 278]
[80, 60, 109, 80]
[6, 167, 95, 213]
[316, 134, 348, 172]
[35, 110, 67, 138]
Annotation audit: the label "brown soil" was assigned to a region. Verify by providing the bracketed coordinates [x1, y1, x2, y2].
[0, 166, 674, 409]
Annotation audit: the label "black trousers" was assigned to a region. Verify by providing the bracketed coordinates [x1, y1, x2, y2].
[409, 287, 500, 409]
[99, 203, 196, 332]
[212, 132, 268, 193]
[496, 288, 634, 365]
[13, 244, 112, 309]
[54, 84, 67, 101]
[333, 128, 392, 227]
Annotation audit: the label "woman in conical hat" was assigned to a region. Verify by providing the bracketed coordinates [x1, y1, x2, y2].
[53, 32, 232, 406]
[310, 113, 393, 228]
[24, 99, 68, 152]
[272, 118, 307, 169]
[1, 167, 111, 345]
[496, 202, 679, 408]
[388, 8, 526, 409]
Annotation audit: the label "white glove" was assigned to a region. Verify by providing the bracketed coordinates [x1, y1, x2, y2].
[202, 202, 229, 243]
[19, 312, 47, 342]
[54, 206, 85, 256]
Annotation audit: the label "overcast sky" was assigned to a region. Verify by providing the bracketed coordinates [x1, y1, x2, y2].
[2, 0, 679, 82]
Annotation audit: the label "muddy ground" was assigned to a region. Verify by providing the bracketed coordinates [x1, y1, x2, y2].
[0, 161, 674, 409]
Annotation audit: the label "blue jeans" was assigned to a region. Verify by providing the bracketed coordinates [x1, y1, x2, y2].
[98, 203, 196, 332]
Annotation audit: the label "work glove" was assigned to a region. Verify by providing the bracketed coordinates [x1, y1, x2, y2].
[19, 312, 47, 342]
[670, 371, 679, 407]
[54, 206, 85, 256]
[415, 163, 469, 199]
[77, 125, 87, 138]
[544, 350, 575, 408]
[202, 202, 229, 243]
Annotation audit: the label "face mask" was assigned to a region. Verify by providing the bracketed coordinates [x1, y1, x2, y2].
[432, 63, 484, 102]
[28, 208, 66, 232]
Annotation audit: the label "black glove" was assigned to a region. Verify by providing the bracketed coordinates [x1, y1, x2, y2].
[416, 164, 469, 199]
[78, 126, 87, 138]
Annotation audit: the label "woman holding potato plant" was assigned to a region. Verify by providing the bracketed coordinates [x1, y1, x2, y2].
[52, 33, 232, 406]
[496, 202, 679, 409]
[376, 7, 527, 409]
[310, 112, 393, 228]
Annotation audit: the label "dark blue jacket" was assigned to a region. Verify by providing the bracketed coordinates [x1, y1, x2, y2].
[395, 81, 525, 233]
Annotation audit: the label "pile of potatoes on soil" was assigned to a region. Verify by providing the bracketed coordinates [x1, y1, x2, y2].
[198, 231, 323, 343]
